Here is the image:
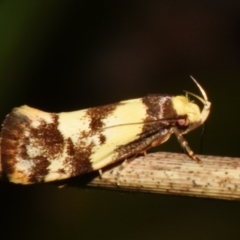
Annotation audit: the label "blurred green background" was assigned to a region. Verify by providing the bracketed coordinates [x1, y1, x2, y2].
[1, 1, 240, 239]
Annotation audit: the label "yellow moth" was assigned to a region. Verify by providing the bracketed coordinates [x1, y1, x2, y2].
[0, 76, 210, 184]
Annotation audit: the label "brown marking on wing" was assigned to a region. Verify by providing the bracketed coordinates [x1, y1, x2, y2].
[86, 103, 119, 132]
[28, 156, 51, 183]
[22, 114, 64, 182]
[99, 133, 106, 144]
[71, 140, 94, 176]
[29, 114, 64, 156]
[142, 95, 178, 121]
[63, 137, 93, 177]
[57, 168, 66, 175]
[140, 96, 175, 137]
[66, 137, 75, 156]
[1, 109, 27, 176]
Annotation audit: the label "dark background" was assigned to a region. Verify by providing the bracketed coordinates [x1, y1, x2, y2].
[1, 1, 240, 239]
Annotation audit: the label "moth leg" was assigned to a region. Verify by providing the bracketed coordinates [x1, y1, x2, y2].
[121, 153, 138, 167]
[122, 159, 128, 167]
[138, 149, 148, 157]
[122, 148, 148, 167]
[173, 128, 201, 162]
[119, 150, 142, 173]
[143, 150, 147, 157]
[116, 146, 153, 186]
[115, 159, 128, 186]
[98, 169, 103, 178]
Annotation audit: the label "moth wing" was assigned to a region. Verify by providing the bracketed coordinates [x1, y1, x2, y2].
[1, 96, 174, 184]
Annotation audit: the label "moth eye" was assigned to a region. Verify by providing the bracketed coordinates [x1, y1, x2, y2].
[177, 118, 188, 126]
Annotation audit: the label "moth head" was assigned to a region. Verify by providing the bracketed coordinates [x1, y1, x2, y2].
[172, 76, 211, 133]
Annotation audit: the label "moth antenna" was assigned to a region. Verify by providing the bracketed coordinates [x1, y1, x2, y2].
[190, 75, 208, 101]
[184, 76, 208, 104]
[185, 76, 211, 131]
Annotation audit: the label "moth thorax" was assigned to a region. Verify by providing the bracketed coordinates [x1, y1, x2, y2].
[172, 96, 201, 125]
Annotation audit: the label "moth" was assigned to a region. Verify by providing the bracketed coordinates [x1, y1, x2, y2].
[0, 76, 210, 184]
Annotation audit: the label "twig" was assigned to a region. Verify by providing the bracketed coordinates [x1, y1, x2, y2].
[87, 152, 240, 201]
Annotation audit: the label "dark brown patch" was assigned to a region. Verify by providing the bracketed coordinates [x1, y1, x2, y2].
[28, 156, 50, 183]
[79, 130, 90, 139]
[99, 133, 106, 144]
[55, 138, 76, 178]
[57, 168, 66, 174]
[60, 133, 94, 178]
[29, 114, 64, 157]
[66, 138, 75, 156]
[0, 109, 29, 176]
[71, 144, 94, 176]
[23, 114, 64, 182]
[71, 146, 93, 176]
[141, 95, 178, 138]
[86, 103, 120, 131]
[142, 95, 177, 121]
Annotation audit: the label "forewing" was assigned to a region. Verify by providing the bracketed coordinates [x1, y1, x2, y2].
[1, 95, 178, 184]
